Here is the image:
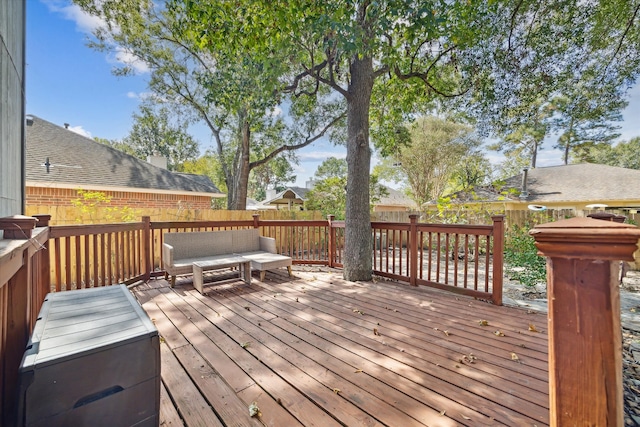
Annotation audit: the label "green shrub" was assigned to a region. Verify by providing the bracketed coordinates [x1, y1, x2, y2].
[504, 225, 547, 289]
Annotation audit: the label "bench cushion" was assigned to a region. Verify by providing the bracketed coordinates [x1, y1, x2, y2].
[164, 231, 232, 259]
[241, 251, 292, 270]
[231, 229, 261, 253]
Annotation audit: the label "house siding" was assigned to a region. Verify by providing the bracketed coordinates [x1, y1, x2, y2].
[0, 0, 25, 216]
[26, 187, 212, 209]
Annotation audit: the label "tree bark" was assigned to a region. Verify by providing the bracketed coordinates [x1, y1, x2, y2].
[228, 112, 251, 210]
[343, 54, 374, 282]
[563, 118, 574, 165]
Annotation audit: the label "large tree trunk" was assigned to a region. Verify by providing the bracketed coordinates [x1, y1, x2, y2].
[563, 119, 574, 165]
[531, 138, 538, 168]
[343, 55, 374, 282]
[229, 113, 251, 210]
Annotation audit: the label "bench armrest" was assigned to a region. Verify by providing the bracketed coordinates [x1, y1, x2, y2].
[259, 236, 277, 254]
[162, 243, 174, 268]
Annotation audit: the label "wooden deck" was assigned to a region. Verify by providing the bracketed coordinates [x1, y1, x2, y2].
[132, 268, 550, 427]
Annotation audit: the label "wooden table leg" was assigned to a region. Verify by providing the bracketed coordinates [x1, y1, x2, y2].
[193, 264, 204, 294]
[241, 262, 251, 285]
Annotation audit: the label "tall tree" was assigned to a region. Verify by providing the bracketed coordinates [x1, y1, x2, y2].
[551, 88, 627, 165]
[123, 103, 199, 171]
[376, 117, 482, 207]
[74, 0, 345, 210]
[487, 99, 552, 169]
[81, 0, 640, 281]
[573, 137, 640, 170]
[94, 137, 136, 156]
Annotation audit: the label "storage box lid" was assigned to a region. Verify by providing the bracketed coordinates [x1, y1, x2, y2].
[21, 285, 158, 370]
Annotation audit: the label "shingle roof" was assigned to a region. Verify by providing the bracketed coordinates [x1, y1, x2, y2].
[377, 186, 416, 208]
[263, 186, 310, 205]
[26, 115, 221, 194]
[444, 163, 640, 205]
[504, 164, 640, 203]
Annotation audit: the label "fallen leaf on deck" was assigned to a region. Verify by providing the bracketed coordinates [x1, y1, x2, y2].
[479, 320, 489, 326]
[461, 415, 471, 420]
[440, 410, 446, 416]
[373, 328, 380, 336]
[511, 352, 519, 361]
[353, 309, 364, 315]
[443, 330, 451, 336]
[249, 402, 261, 417]
[494, 330, 505, 337]
[528, 323, 539, 333]
[332, 388, 341, 394]
[241, 342, 251, 349]
[354, 369, 363, 373]
[461, 353, 477, 364]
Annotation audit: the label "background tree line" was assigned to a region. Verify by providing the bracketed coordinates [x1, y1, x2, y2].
[76, 0, 640, 281]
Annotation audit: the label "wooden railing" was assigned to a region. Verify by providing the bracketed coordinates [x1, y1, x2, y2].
[43, 214, 504, 305]
[0, 221, 50, 426]
[48, 222, 146, 291]
[330, 215, 504, 305]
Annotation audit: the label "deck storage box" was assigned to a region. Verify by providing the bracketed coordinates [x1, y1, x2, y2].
[17, 285, 160, 427]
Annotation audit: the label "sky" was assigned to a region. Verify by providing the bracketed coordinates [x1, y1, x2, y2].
[26, 0, 640, 189]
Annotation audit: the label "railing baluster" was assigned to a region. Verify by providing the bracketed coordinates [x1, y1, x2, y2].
[65, 237, 71, 290]
[84, 234, 90, 288]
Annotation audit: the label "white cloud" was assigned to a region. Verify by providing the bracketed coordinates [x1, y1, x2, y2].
[126, 91, 154, 100]
[44, 0, 150, 75]
[43, 0, 107, 34]
[68, 125, 92, 138]
[110, 46, 150, 74]
[297, 151, 347, 162]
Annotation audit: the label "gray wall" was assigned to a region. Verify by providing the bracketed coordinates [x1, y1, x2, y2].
[0, 0, 26, 217]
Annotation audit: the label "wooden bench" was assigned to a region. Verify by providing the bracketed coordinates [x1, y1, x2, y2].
[162, 229, 292, 292]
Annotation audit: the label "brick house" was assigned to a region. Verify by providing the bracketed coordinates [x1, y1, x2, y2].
[25, 115, 223, 221]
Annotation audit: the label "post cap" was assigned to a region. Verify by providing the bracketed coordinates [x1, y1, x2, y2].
[0, 215, 39, 239]
[530, 217, 640, 260]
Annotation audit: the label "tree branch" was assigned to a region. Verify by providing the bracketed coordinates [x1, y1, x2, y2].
[508, 0, 525, 52]
[283, 59, 349, 98]
[392, 44, 467, 98]
[249, 112, 346, 169]
[604, 1, 640, 74]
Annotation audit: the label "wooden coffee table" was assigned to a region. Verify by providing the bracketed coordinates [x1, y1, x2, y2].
[192, 256, 251, 294]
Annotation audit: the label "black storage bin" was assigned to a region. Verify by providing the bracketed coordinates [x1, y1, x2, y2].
[17, 285, 160, 427]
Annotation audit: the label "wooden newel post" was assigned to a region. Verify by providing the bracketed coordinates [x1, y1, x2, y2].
[530, 217, 640, 426]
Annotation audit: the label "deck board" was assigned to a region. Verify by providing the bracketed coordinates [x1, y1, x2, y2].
[134, 269, 550, 427]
